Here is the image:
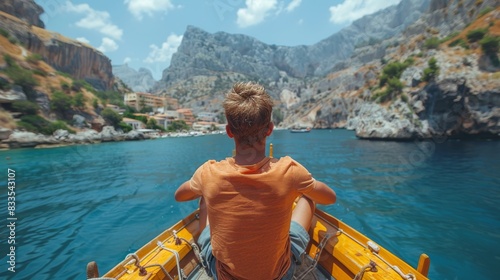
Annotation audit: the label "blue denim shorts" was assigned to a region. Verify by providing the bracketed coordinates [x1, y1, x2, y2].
[198, 221, 310, 280]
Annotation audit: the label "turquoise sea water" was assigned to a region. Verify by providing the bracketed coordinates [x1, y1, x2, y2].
[0, 129, 499, 279]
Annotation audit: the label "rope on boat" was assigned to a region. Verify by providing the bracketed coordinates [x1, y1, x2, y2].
[319, 217, 417, 280]
[143, 263, 173, 280]
[294, 232, 336, 280]
[353, 260, 377, 280]
[123, 252, 174, 280]
[157, 240, 187, 279]
[173, 230, 207, 270]
[124, 253, 149, 276]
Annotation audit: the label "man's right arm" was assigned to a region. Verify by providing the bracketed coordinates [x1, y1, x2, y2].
[303, 180, 336, 205]
[174, 181, 201, 201]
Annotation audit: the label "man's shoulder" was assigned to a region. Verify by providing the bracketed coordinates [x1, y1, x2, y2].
[199, 158, 232, 169]
[273, 155, 296, 166]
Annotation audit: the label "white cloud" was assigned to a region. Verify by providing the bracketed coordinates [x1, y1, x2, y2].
[237, 0, 277, 28]
[144, 34, 183, 64]
[125, 0, 175, 20]
[286, 0, 302, 12]
[329, 0, 401, 25]
[124, 57, 132, 64]
[76, 37, 89, 44]
[65, 2, 123, 40]
[97, 37, 119, 53]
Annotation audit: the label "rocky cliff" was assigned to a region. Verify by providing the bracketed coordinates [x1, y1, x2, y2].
[287, 0, 500, 139]
[113, 64, 156, 92]
[155, 0, 499, 140]
[0, 0, 114, 91]
[0, 0, 44, 28]
[156, 0, 430, 90]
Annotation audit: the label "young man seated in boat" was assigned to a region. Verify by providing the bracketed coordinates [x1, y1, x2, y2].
[175, 82, 336, 280]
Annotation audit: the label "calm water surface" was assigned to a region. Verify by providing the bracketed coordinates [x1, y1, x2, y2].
[1, 130, 499, 279]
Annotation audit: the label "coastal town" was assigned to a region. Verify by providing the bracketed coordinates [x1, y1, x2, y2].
[1, 90, 228, 149]
[117, 92, 226, 138]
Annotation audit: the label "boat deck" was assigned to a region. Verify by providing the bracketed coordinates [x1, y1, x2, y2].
[187, 255, 334, 280]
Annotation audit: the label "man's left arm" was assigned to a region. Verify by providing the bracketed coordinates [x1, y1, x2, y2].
[175, 181, 201, 201]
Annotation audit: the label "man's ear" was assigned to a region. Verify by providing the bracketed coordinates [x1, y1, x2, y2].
[226, 125, 234, 138]
[266, 122, 274, 136]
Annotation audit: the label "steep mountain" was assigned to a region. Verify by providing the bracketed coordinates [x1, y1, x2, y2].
[287, 0, 500, 139]
[155, 0, 499, 139]
[156, 0, 430, 88]
[0, 0, 114, 91]
[112, 64, 156, 92]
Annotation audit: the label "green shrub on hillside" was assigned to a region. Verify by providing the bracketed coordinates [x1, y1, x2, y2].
[123, 111, 147, 124]
[3, 54, 38, 90]
[0, 77, 10, 90]
[0, 30, 19, 45]
[400, 93, 409, 103]
[72, 92, 86, 109]
[167, 120, 189, 132]
[49, 120, 75, 134]
[92, 98, 99, 109]
[449, 38, 468, 48]
[2, 58, 38, 100]
[146, 118, 164, 131]
[480, 35, 500, 55]
[0, 28, 9, 38]
[424, 37, 440, 49]
[379, 61, 410, 87]
[19, 117, 75, 135]
[119, 122, 133, 133]
[371, 89, 391, 103]
[3, 54, 15, 66]
[423, 57, 440, 82]
[32, 69, 48, 77]
[101, 108, 122, 127]
[387, 77, 404, 93]
[72, 79, 95, 92]
[12, 100, 39, 115]
[94, 90, 124, 107]
[480, 35, 500, 67]
[26, 53, 43, 64]
[50, 91, 73, 115]
[466, 28, 488, 43]
[478, 7, 493, 17]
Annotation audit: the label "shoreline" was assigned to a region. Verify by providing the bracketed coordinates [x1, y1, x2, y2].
[2, 127, 498, 151]
[0, 126, 148, 150]
[0, 127, 228, 150]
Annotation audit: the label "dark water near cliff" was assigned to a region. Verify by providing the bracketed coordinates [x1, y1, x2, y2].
[1, 130, 499, 279]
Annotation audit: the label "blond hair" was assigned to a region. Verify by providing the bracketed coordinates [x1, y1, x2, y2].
[223, 82, 273, 146]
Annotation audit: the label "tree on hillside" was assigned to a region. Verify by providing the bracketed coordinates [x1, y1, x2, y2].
[423, 57, 440, 82]
[12, 100, 39, 115]
[480, 35, 500, 67]
[167, 120, 189, 132]
[101, 108, 122, 128]
[51, 91, 73, 118]
[146, 118, 158, 129]
[73, 92, 86, 110]
[466, 28, 488, 43]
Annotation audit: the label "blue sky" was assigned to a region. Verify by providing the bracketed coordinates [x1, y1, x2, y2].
[35, 0, 401, 80]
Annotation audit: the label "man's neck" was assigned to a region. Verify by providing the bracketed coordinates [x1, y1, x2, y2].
[233, 142, 267, 165]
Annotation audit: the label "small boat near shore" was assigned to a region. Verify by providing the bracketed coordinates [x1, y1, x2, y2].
[290, 127, 312, 133]
[87, 208, 430, 280]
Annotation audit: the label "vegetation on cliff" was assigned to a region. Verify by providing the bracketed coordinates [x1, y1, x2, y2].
[0, 27, 131, 136]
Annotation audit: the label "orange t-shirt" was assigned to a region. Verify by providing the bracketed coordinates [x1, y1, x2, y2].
[190, 156, 315, 280]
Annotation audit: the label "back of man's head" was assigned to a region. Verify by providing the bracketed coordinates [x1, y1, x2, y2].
[223, 82, 273, 146]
